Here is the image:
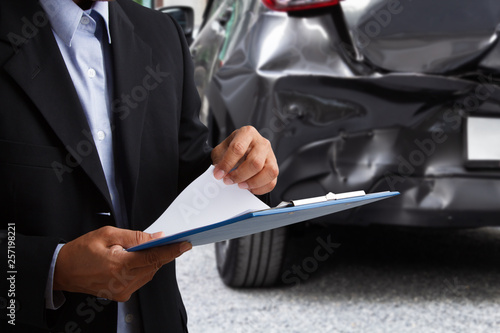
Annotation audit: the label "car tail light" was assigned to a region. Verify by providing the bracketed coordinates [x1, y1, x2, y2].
[262, 0, 341, 12]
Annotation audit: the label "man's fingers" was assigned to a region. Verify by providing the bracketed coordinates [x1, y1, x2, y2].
[224, 138, 274, 185]
[123, 241, 192, 269]
[213, 127, 256, 180]
[104, 226, 164, 249]
[99, 265, 159, 303]
[114, 265, 163, 302]
[211, 131, 234, 167]
[212, 125, 278, 195]
[53, 226, 192, 302]
[110, 242, 191, 302]
[240, 159, 279, 193]
[249, 178, 278, 195]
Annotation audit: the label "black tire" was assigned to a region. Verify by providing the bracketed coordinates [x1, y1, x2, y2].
[215, 227, 288, 287]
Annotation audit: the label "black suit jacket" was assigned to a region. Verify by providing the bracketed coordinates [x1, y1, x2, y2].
[0, 0, 212, 331]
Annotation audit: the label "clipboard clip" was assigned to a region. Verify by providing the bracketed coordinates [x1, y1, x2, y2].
[275, 190, 367, 208]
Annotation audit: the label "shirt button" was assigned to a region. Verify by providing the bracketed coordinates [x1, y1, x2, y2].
[125, 314, 134, 324]
[88, 68, 96, 78]
[97, 130, 105, 141]
[81, 16, 90, 25]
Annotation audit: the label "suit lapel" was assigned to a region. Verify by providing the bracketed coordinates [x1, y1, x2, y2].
[109, 2, 153, 227]
[3, 5, 113, 209]
[3, 1, 154, 226]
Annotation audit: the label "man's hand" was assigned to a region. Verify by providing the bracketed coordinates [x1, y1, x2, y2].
[53, 226, 192, 302]
[211, 126, 279, 195]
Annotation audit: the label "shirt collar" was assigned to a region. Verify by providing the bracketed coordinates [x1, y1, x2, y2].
[40, 0, 112, 47]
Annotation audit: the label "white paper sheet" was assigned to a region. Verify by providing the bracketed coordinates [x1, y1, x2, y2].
[144, 165, 270, 235]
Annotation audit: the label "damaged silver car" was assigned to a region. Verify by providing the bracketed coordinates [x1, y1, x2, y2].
[175, 0, 500, 287]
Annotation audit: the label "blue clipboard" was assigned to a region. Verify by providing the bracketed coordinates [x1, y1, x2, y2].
[127, 191, 399, 251]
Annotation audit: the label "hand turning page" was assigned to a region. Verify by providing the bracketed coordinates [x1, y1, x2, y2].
[144, 165, 270, 235]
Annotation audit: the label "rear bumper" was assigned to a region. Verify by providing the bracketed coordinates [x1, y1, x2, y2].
[354, 176, 500, 228]
[271, 124, 500, 228]
[280, 176, 500, 228]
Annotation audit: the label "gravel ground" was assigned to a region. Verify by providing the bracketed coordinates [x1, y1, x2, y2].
[176, 226, 500, 333]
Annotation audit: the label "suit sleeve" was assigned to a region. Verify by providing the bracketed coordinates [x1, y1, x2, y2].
[1, 231, 63, 330]
[170, 16, 214, 191]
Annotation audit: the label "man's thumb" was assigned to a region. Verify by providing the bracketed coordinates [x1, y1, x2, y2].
[118, 230, 165, 248]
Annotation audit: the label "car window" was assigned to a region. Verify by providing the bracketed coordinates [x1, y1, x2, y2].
[205, 0, 227, 20]
[133, 0, 153, 8]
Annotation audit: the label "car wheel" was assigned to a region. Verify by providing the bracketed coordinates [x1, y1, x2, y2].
[215, 227, 287, 287]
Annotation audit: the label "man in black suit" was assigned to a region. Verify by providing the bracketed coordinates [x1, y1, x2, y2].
[0, 0, 278, 332]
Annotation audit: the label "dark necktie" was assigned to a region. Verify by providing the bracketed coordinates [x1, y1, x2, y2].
[90, 10, 114, 96]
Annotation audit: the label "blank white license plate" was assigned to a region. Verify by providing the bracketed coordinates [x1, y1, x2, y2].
[466, 117, 500, 161]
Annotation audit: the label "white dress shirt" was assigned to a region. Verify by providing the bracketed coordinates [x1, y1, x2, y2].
[40, 0, 141, 331]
